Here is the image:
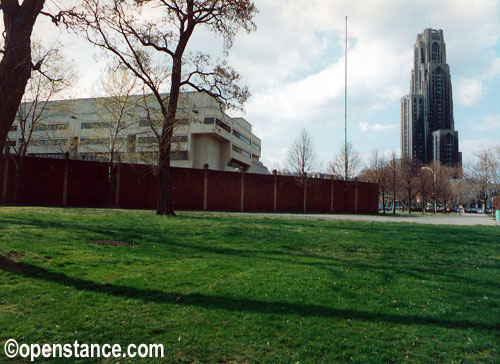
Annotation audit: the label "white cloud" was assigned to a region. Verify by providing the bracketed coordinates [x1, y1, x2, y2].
[477, 114, 500, 130]
[359, 122, 398, 134]
[454, 78, 483, 106]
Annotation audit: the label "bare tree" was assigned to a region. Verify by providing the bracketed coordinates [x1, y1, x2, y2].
[88, 68, 141, 205]
[7, 41, 74, 203]
[330, 142, 360, 181]
[399, 157, 420, 214]
[287, 129, 317, 182]
[466, 149, 494, 212]
[386, 151, 399, 214]
[490, 144, 500, 197]
[362, 150, 389, 213]
[449, 176, 472, 208]
[433, 162, 455, 212]
[71, 0, 257, 215]
[417, 166, 434, 213]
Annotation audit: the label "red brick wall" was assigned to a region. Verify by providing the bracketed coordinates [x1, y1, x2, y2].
[244, 173, 274, 211]
[118, 164, 158, 210]
[17, 157, 66, 206]
[0, 156, 379, 214]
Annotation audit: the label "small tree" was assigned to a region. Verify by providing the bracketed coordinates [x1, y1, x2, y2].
[7, 41, 74, 203]
[71, 0, 257, 215]
[385, 151, 400, 214]
[82, 68, 142, 205]
[467, 149, 494, 212]
[287, 129, 317, 183]
[330, 142, 361, 181]
[399, 157, 420, 214]
[286, 129, 318, 211]
[488, 144, 500, 197]
[433, 162, 456, 212]
[417, 166, 434, 213]
[362, 150, 389, 214]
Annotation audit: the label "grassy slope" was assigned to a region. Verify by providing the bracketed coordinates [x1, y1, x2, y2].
[0, 207, 499, 363]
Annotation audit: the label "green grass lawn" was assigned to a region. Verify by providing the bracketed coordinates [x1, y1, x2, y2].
[0, 207, 499, 363]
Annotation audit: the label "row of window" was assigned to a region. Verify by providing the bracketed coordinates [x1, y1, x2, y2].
[233, 129, 251, 145]
[31, 139, 68, 146]
[81, 122, 111, 129]
[138, 118, 189, 127]
[232, 145, 251, 158]
[80, 137, 126, 146]
[204, 117, 232, 133]
[137, 151, 188, 161]
[11, 118, 191, 132]
[34, 123, 69, 131]
[10, 135, 188, 148]
[137, 135, 187, 144]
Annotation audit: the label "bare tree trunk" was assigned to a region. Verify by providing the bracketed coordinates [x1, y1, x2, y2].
[157, 134, 174, 216]
[0, 0, 45, 156]
[156, 50, 189, 216]
[392, 189, 396, 214]
[108, 162, 115, 206]
[408, 183, 411, 215]
[382, 189, 386, 215]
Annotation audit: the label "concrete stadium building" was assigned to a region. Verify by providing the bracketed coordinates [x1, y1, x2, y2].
[7, 92, 268, 174]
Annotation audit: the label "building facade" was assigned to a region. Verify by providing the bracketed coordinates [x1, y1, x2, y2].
[7, 92, 268, 174]
[401, 28, 461, 166]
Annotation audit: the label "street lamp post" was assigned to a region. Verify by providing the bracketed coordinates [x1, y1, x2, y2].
[422, 166, 436, 214]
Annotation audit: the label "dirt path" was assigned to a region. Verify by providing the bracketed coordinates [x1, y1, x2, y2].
[226, 212, 500, 226]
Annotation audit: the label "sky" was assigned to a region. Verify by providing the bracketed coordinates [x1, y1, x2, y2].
[34, 0, 500, 172]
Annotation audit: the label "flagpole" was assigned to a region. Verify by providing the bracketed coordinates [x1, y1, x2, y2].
[344, 16, 348, 181]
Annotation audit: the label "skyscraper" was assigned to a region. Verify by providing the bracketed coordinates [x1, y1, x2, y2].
[401, 29, 461, 166]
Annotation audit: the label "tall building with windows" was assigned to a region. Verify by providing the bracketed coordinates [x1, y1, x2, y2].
[7, 92, 269, 174]
[401, 28, 461, 166]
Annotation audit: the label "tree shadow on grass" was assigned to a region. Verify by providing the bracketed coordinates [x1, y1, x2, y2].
[1, 255, 498, 332]
[2, 216, 499, 293]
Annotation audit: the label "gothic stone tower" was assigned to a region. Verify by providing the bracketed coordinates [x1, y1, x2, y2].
[401, 29, 461, 166]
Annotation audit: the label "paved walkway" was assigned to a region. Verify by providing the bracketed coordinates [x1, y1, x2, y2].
[228, 212, 500, 226]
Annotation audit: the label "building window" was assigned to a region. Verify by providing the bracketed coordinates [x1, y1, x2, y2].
[232, 129, 251, 145]
[138, 119, 150, 127]
[31, 139, 68, 146]
[204, 117, 215, 124]
[138, 136, 157, 144]
[9, 125, 17, 132]
[432, 42, 440, 62]
[171, 151, 188, 160]
[232, 145, 251, 158]
[34, 123, 69, 131]
[81, 122, 112, 129]
[172, 135, 188, 143]
[6, 140, 16, 147]
[29, 153, 65, 159]
[80, 137, 110, 145]
[139, 151, 158, 161]
[216, 118, 231, 132]
[252, 143, 261, 152]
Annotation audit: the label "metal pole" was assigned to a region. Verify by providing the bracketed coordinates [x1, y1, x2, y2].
[344, 16, 348, 182]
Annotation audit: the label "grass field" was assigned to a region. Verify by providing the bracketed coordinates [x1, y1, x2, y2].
[0, 207, 499, 363]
